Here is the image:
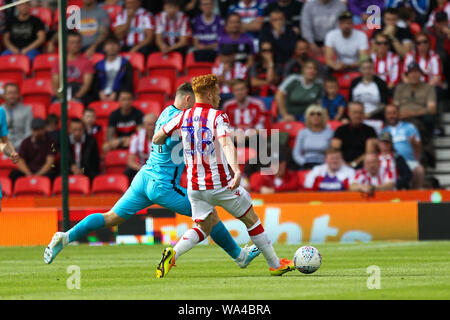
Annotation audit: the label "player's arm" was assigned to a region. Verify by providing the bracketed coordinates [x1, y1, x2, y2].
[153, 112, 183, 145]
[218, 134, 241, 190]
[0, 136, 19, 163]
[152, 128, 168, 145]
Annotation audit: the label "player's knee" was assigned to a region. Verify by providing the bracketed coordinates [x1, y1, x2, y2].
[239, 208, 259, 228]
[103, 210, 125, 227]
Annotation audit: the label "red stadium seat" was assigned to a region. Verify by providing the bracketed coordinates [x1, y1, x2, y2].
[271, 121, 305, 148]
[0, 176, 12, 197]
[52, 175, 90, 196]
[91, 53, 105, 66]
[14, 176, 51, 197]
[88, 101, 119, 123]
[184, 51, 214, 76]
[0, 55, 30, 85]
[136, 76, 172, 106]
[120, 52, 145, 73]
[68, 0, 83, 7]
[147, 52, 183, 91]
[91, 174, 129, 196]
[297, 170, 311, 190]
[104, 150, 128, 174]
[327, 120, 344, 131]
[334, 71, 361, 90]
[0, 154, 17, 176]
[236, 147, 258, 172]
[174, 75, 194, 90]
[30, 7, 53, 30]
[48, 101, 84, 119]
[26, 102, 47, 119]
[102, 4, 123, 23]
[32, 54, 58, 79]
[133, 100, 163, 115]
[21, 78, 53, 106]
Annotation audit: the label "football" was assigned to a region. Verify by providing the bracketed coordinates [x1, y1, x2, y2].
[294, 246, 322, 274]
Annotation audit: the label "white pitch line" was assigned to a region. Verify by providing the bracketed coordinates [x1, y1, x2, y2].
[0, 0, 31, 11]
[335, 241, 438, 250]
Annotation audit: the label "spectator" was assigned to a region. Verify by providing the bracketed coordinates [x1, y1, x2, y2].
[228, 0, 265, 35]
[191, 0, 224, 62]
[218, 13, 255, 68]
[263, 0, 302, 34]
[276, 59, 322, 122]
[51, 31, 94, 106]
[212, 44, 248, 97]
[349, 58, 389, 120]
[324, 11, 369, 73]
[93, 36, 134, 102]
[393, 62, 437, 167]
[125, 113, 157, 182]
[347, 0, 384, 25]
[68, 118, 100, 181]
[426, 11, 450, 85]
[113, 0, 154, 56]
[222, 79, 267, 133]
[303, 147, 355, 191]
[249, 41, 281, 97]
[1, 83, 32, 150]
[386, 0, 430, 26]
[259, 9, 297, 66]
[292, 104, 334, 169]
[331, 101, 377, 169]
[371, 8, 413, 58]
[426, 0, 450, 27]
[249, 159, 299, 194]
[381, 104, 425, 189]
[402, 32, 443, 87]
[82, 108, 104, 154]
[300, 0, 346, 56]
[2, 1, 46, 61]
[321, 76, 346, 122]
[79, 0, 111, 57]
[45, 114, 60, 151]
[155, 0, 192, 56]
[350, 152, 395, 196]
[371, 33, 401, 90]
[218, 0, 239, 18]
[377, 131, 412, 190]
[103, 91, 143, 153]
[9, 118, 57, 184]
[283, 38, 311, 79]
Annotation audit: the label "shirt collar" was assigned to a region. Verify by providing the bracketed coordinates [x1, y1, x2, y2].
[194, 102, 214, 109]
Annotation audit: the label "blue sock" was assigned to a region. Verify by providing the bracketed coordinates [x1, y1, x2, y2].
[68, 213, 106, 243]
[210, 221, 241, 259]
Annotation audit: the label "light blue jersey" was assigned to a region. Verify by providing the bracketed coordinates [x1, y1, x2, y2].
[142, 105, 185, 184]
[0, 106, 8, 199]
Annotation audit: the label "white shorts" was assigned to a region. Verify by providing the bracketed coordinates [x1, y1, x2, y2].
[406, 160, 420, 171]
[187, 185, 253, 223]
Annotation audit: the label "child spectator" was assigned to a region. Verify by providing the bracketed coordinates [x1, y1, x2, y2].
[321, 76, 346, 121]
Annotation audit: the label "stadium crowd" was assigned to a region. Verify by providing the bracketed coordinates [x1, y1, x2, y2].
[0, 0, 449, 197]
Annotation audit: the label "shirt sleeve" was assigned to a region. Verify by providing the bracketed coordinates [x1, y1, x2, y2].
[215, 112, 231, 138]
[129, 133, 138, 154]
[0, 108, 8, 138]
[113, 12, 125, 28]
[162, 111, 184, 136]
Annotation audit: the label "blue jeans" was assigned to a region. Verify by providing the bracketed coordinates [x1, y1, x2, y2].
[2, 49, 40, 61]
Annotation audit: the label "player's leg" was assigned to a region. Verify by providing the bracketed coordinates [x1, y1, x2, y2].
[217, 186, 295, 276]
[44, 171, 153, 264]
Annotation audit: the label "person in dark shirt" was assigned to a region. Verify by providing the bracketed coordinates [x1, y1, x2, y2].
[9, 118, 57, 184]
[263, 0, 302, 34]
[1, 1, 46, 61]
[249, 41, 281, 97]
[331, 101, 377, 168]
[67, 118, 100, 181]
[103, 91, 143, 153]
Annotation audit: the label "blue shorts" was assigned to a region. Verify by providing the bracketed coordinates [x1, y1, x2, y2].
[112, 169, 192, 219]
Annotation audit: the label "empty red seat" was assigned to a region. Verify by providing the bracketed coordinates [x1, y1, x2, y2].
[147, 52, 183, 91]
[91, 174, 129, 196]
[174, 75, 194, 91]
[136, 76, 172, 106]
[271, 121, 305, 148]
[26, 102, 47, 119]
[30, 7, 53, 30]
[184, 51, 214, 76]
[334, 71, 361, 90]
[21, 78, 53, 106]
[88, 101, 119, 123]
[0, 154, 17, 176]
[133, 100, 163, 115]
[32, 53, 58, 79]
[328, 120, 344, 131]
[52, 175, 90, 196]
[120, 52, 145, 74]
[297, 170, 311, 190]
[0, 176, 12, 197]
[14, 176, 51, 197]
[0, 55, 30, 85]
[48, 101, 84, 119]
[104, 150, 128, 174]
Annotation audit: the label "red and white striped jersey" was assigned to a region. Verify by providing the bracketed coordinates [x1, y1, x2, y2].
[377, 153, 397, 180]
[155, 11, 192, 46]
[371, 52, 401, 85]
[304, 164, 355, 191]
[113, 8, 154, 47]
[403, 50, 442, 83]
[222, 97, 266, 130]
[129, 128, 152, 165]
[353, 167, 395, 187]
[162, 103, 232, 191]
[212, 62, 248, 94]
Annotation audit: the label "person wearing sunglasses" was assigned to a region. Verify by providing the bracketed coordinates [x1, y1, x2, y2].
[371, 33, 401, 90]
[249, 41, 281, 97]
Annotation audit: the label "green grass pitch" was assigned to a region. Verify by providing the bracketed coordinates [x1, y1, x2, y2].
[1, 241, 449, 300]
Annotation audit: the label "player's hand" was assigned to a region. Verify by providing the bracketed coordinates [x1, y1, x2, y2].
[228, 171, 242, 191]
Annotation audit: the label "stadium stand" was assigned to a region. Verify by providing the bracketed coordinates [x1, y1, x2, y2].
[52, 175, 91, 197]
[91, 174, 129, 196]
[13, 176, 51, 197]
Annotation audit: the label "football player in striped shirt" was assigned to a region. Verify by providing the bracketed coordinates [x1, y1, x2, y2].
[153, 74, 295, 277]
